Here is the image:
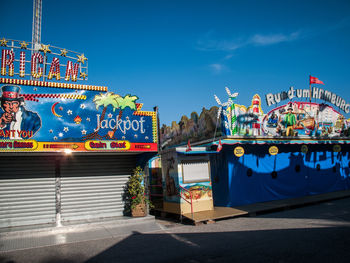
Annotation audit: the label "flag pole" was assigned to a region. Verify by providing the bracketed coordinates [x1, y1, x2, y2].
[309, 75, 311, 104]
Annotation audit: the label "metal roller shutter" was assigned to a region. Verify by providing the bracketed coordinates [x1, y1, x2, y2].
[60, 155, 137, 222]
[0, 156, 56, 228]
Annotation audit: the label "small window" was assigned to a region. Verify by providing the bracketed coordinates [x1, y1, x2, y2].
[295, 165, 301, 173]
[182, 161, 211, 183]
[333, 166, 336, 173]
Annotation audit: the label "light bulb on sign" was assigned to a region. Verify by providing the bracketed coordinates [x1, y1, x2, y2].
[64, 149, 72, 155]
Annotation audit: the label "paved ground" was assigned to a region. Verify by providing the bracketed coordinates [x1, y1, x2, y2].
[1, 197, 350, 263]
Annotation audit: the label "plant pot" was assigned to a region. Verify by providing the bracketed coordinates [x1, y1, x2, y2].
[131, 203, 147, 217]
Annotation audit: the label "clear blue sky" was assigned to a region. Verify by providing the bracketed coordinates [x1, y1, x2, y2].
[1, 0, 350, 125]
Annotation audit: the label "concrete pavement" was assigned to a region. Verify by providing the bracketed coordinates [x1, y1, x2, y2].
[1, 197, 350, 263]
[0, 216, 163, 252]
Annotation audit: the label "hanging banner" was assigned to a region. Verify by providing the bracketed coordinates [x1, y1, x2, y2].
[0, 81, 157, 152]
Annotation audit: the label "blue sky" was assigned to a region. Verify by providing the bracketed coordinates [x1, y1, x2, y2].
[1, 0, 350, 125]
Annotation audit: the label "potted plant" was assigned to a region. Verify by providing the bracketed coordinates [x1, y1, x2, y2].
[126, 166, 153, 217]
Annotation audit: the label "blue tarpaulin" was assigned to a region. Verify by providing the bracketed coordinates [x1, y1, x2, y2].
[210, 144, 350, 207]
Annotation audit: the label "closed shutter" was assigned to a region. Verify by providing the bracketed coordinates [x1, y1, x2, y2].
[60, 155, 137, 221]
[0, 156, 56, 228]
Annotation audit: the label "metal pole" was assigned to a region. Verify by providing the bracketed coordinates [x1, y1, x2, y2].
[309, 75, 311, 104]
[153, 106, 161, 152]
[55, 157, 62, 227]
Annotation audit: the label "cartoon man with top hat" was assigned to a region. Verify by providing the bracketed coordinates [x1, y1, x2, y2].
[0, 85, 41, 139]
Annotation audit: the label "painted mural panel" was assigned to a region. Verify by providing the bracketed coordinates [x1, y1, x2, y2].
[0, 39, 157, 152]
[262, 102, 346, 137]
[216, 86, 350, 138]
[180, 183, 213, 202]
[0, 81, 157, 152]
[180, 161, 213, 202]
[161, 151, 180, 203]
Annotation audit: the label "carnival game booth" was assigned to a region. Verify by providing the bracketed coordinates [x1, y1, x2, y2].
[157, 85, 350, 222]
[208, 86, 350, 208]
[158, 137, 350, 222]
[0, 39, 158, 228]
[160, 147, 216, 218]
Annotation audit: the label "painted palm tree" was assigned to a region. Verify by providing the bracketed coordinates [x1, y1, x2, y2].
[111, 94, 139, 139]
[83, 92, 121, 140]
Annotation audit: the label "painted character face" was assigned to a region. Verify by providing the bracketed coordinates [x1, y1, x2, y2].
[3, 100, 20, 114]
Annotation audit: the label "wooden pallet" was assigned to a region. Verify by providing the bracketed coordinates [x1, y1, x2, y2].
[153, 190, 350, 225]
[182, 206, 248, 224]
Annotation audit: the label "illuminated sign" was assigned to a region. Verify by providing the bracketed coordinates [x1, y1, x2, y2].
[0, 140, 37, 150]
[0, 38, 157, 152]
[1, 38, 88, 82]
[85, 140, 131, 151]
[0, 81, 158, 153]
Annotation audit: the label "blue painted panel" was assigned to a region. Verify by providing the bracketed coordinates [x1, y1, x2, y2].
[211, 145, 350, 207]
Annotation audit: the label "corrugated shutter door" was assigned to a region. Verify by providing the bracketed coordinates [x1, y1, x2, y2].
[0, 156, 56, 228]
[60, 155, 137, 221]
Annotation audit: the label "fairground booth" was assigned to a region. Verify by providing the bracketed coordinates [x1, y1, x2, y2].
[0, 39, 158, 228]
[155, 84, 350, 221]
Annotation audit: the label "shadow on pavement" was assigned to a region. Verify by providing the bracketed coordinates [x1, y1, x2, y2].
[3, 224, 350, 263]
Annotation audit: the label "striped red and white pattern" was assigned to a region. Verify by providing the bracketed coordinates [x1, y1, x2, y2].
[19, 51, 26, 77]
[31, 52, 43, 78]
[252, 95, 261, 135]
[48, 57, 61, 80]
[65, 61, 79, 81]
[0, 78, 108, 92]
[1, 49, 14, 76]
[22, 93, 87, 101]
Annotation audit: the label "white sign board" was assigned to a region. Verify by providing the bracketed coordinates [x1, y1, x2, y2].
[182, 161, 210, 183]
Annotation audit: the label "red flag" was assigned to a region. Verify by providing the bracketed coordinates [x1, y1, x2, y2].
[186, 140, 192, 152]
[309, 76, 324, 85]
[216, 140, 223, 152]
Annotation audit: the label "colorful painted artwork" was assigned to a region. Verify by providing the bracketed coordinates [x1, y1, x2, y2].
[159, 106, 221, 148]
[262, 102, 347, 137]
[160, 152, 181, 203]
[221, 94, 264, 136]
[0, 40, 157, 152]
[0, 82, 157, 152]
[217, 87, 350, 138]
[181, 183, 212, 201]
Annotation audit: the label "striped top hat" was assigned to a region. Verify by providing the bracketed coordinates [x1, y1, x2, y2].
[1, 85, 21, 101]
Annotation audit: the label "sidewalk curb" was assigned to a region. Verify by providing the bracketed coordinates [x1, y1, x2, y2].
[0, 215, 156, 239]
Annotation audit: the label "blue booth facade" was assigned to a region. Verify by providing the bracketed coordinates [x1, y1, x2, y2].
[209, 140, 350, 207]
